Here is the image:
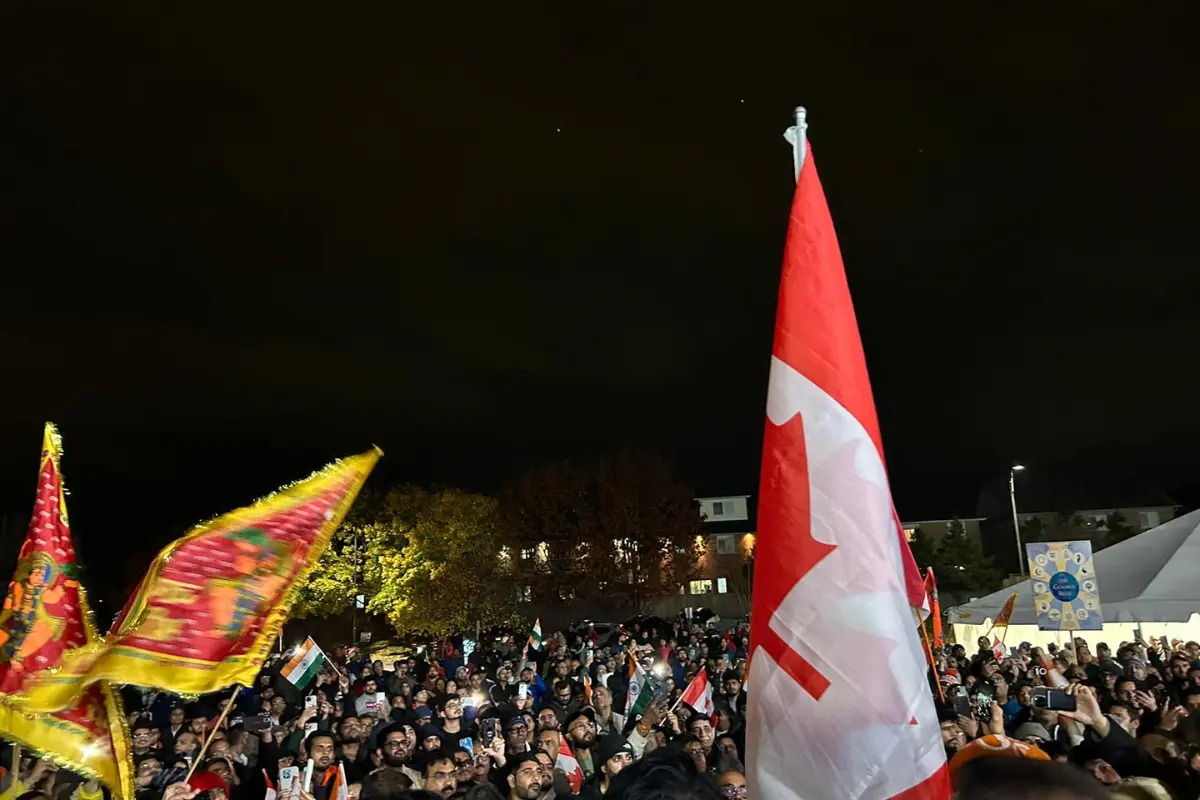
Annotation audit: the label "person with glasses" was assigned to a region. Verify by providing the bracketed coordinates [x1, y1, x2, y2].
[376, 724, 423, 788]
[716, 769, 748, 799]
[436, 693, 476, 742]
[422, 753, 458, 799]
[450, 746, 478, 790]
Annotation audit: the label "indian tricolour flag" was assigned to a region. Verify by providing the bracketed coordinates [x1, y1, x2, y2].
[528, 618, 543, 651]
[282, 637, 326, 688]
[626, 656, 651, 719]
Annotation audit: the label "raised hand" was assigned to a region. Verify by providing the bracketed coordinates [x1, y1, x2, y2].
[1159, 698, 1189, 732]
[1059, 684, 1109, 738]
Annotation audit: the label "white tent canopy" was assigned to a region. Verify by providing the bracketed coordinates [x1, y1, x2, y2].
[949, 508, 1200, 648]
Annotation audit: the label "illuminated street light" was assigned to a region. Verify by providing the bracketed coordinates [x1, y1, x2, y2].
[1010, 465, 1026, 575]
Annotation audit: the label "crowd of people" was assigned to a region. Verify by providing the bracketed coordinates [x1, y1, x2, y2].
[0, 616, 752, 800]
[5, 616, 1200, 799]
[935, 634, 1200, 798]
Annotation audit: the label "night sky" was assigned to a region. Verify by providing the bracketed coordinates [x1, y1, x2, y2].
[0, 4, 1195, 597]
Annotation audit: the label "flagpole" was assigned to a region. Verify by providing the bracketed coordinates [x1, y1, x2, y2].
[185, 687, 241, 781]
[790, 106, 808, 182]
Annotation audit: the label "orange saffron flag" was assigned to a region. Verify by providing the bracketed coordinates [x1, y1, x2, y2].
[0, 424, 134, 799]
[923, 568, 943, 648]
[12, 447, 380, 713]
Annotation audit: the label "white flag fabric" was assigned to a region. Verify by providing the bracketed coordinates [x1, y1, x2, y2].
[746, 143, 949, 800]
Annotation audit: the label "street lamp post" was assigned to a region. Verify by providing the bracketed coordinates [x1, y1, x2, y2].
[1010, 465, 1026, 575]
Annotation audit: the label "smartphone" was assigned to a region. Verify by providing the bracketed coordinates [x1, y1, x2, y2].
[243, 714, 273, 732]
[302, 759, 314, 793]
[481, 717, 500, 749]
[278, 766, 300, 796]
[304, 722, 318, 736]
[1031, 687, 1076, 712]
[652, 680, 670, 705]
[518, 682, 528, 700]
[951, 687, 971, 718]
[153, 766, 190, 791]
[305, 695, 318, 710]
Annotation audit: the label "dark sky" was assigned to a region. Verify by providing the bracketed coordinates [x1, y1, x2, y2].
[0, 4, 1196, 595]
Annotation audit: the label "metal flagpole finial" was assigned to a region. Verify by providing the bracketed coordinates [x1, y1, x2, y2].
[784, 106, 808, 183]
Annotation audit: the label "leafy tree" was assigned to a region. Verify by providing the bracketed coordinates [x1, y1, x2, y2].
[1020, 516, 1047, 544]
[1101, 511, 1138, 548]
[931, 518, 1003, 600]
[500, 450, 703, 607]
[907, 528, 937, 571]
[295, 486, 520, 636]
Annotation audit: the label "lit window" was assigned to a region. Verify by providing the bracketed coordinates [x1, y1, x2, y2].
[903, 527, 917, 542]
[689, 580, 713, 595]
[717, 578, 728, 594]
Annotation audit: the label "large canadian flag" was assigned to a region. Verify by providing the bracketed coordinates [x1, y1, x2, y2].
[745, 142, 950, 800]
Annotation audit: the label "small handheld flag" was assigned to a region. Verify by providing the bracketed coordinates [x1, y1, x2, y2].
[528, 618, 543, 651]
[555, 735, 584, 794]
[281, 638, 326, 688]
[679, 670, 714, 716]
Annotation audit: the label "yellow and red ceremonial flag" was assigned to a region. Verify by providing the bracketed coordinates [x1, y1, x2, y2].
[12, 447, 380, 713]
[0, 424, 134, 799]
[992, 592, 1018, 629]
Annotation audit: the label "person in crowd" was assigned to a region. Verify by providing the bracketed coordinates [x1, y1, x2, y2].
[534, 707, 561, 734]
[434, 694, 474, 744]
[590, 687, 623, 738]
[594, 736, 634, 797]
[377, 723, 424, 788]
[714, 769, 746, 800]
[303, 732, 340, 800]
[356, 678, 388, 718]
[562, 710, 599, 782]
[502, 715, 530, 757]
[162, 707, 187, 751]
[503, 753, 544, 800]
[421, 753, 458, 799]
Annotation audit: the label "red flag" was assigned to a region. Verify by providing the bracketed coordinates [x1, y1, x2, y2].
[745, 144, 949, 799]
[679, 669, 714, 716]
[0, 424, 134, 799]
[923, 569, 944, 649]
